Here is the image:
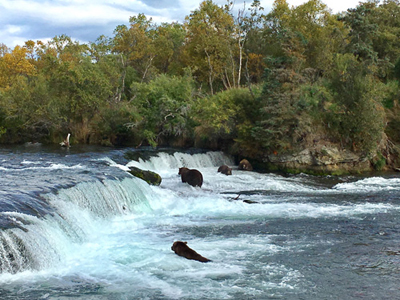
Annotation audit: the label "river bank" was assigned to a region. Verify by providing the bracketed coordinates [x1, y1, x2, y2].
[233, 142, 400, 176]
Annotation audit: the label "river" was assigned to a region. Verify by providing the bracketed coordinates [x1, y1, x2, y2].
[0, 145, 399, 299]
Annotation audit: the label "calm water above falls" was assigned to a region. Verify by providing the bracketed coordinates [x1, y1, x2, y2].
[0, 145, 400, 299]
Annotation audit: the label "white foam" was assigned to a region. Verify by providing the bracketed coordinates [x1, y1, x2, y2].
[99, 156, 130, 171]
[21, 160, 41, 165]
[333, 177, 400, 192]
[126, 151, 234, 174]
[0, 163, 85, 172]
[2, 151, 400, 299]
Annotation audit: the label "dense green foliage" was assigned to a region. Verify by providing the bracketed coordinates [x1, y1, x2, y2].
[1, 0, 400, 167]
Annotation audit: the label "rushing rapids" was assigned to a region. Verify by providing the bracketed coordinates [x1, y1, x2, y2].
[0, 148, 234, 275]
[0, 145, 400, 299]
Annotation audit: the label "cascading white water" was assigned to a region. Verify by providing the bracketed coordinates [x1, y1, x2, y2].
[0, 176, 154, 274]
[0, 151, 234, 274]
[125, 151, 235, 174]
[2, 149, 400, 299]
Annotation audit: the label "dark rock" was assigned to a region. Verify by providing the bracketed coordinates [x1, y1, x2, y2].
[243, 200, 259, 204]
[128, 166, 162, 186]
[265, 146, 371, 175]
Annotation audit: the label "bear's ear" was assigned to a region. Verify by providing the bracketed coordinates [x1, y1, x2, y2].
[184, 241, 187, 244]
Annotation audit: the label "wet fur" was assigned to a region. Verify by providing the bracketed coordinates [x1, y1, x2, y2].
[238, 159, 253, 171]
[171, 241, 211, 263]
[178, 167, 203, 187]
[218, 165, 232, 175]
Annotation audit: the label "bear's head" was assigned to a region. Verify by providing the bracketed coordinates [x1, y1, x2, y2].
[171, 241, 187, 251]
[178, 167, 189, 175]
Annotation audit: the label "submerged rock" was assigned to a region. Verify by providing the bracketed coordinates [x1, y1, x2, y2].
[242, 199, 259, 204]
[128, 167, 162, 186]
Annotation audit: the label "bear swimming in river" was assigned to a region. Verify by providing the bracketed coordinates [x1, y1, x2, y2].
[218, 165, 232, 175]
[171, 241, 211, 263]
[238, 159, 253, 171]
[178, 167, 203, 187]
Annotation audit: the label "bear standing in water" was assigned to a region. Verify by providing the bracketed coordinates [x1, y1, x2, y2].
[218, 165, 232, 175]
[171, 241, 211, 263]
[178, 167, 203, 187]
[238, 159, 253, 171]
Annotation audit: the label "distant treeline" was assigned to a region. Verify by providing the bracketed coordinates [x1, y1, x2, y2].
[1, 0, 400, 165]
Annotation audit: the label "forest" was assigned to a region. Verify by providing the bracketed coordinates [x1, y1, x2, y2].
[1, 0, 400, 171]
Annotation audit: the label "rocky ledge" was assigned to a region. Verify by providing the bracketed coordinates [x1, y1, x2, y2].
[263, 146, 372, 175]
[128, 166, 162, 185]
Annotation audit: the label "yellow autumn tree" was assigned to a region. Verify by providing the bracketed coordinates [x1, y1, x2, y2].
[184, 0, 236, 94]
[113, 14, 156, 83]
[0, 45, 36, 89]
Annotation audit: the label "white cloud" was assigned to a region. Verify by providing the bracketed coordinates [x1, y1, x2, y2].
[2, 1, 134, 26]
[0, 0, 364, 48]
[3, 25, 23, 34]
[287, 0, 361, 13]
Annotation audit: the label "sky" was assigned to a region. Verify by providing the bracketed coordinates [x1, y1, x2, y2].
[0, 0, 363, 49]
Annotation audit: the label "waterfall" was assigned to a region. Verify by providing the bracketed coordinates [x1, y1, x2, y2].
[0, 150, 235, 275]
[126, 151, 234, 173]
[0, 177, 153, 274]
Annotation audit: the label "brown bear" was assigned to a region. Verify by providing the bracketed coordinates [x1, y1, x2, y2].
[218, 165, 232, 175]
[238, 159, 253, 171]
[178, 167, 203, 187]
[171, 241, 211, 263]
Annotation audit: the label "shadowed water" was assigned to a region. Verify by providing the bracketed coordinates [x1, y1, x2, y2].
[0, 145, 399, 299]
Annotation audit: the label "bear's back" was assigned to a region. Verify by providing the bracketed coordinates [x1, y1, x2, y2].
[179, 168, 203, 187]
